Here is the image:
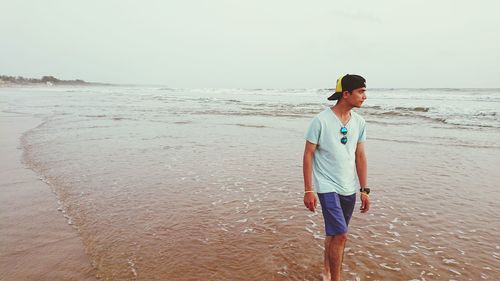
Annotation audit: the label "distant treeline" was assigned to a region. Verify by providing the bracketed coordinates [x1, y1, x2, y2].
[0, 75, 96, 85]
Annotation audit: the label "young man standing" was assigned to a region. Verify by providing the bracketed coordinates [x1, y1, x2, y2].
[303, 74, 370, 281]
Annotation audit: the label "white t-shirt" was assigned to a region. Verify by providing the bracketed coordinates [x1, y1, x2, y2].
[305, 107, 366, 195]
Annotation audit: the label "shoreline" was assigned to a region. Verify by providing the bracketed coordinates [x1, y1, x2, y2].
[0, 83, 113, 88]
[0, 86, 498, 279]
[0, 113, 97, 281]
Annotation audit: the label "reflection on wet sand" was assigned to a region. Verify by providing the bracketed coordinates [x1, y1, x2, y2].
[1, 86, 499, 280]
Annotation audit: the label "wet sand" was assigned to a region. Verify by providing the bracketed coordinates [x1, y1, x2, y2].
[2, 87, 499, 280]
[0, 113, 97, 281]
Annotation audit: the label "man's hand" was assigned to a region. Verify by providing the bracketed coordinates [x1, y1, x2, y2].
[304, 192, 317, 212]
[360, 193, 370, 213]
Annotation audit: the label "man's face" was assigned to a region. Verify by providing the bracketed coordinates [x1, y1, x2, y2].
[347, 87, 367, 108]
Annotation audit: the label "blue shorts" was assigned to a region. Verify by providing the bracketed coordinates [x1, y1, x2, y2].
[317, 192, 356, 236]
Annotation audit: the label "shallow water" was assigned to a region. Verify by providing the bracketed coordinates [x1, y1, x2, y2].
[1, 86, 499, 280]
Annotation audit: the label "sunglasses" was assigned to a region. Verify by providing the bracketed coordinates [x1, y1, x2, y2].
[340, 127, 348, 144]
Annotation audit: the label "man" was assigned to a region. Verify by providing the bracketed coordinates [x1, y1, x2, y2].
[303, 74, 370, 281]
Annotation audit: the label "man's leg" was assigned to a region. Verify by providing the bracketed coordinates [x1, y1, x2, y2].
[317, 192, 354, 281]
[327, 233, 348, 281]
[322, 236, 332, 281]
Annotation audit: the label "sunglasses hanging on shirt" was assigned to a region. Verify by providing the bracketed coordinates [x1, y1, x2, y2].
[340, 127, 348, 144]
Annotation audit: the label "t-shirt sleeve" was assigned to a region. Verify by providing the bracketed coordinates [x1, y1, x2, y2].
[305, 117, 321, 144]
[358, 120, 367, 143]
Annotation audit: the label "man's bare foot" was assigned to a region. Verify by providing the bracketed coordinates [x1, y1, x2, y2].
[321, 272, 331, 281]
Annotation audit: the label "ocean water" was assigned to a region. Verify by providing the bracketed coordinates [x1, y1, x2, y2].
[1, 86, 499, 280]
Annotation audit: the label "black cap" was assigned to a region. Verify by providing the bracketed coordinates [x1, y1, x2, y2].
[327, 74, 366, 100]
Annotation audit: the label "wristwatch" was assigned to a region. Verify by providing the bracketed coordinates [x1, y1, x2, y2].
[360, 187, 370, 195]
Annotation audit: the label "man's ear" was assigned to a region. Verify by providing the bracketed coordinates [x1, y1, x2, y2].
[342, 91, 350, 99]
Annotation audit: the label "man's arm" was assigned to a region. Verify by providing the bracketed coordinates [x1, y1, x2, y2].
[303, 141, 317, 212]
[355, 142, 370, 213]
[355, 142, 367, 188]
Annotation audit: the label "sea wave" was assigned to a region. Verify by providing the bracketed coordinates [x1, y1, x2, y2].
[369, 137, 500, 149]
[362, 105, 499, 128]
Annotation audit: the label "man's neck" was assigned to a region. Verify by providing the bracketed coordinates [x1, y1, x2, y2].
[332, 102, 352, 119]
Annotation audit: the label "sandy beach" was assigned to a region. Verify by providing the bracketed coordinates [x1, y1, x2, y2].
[0, 113, 97, 281]
[1, 86, 499, 280]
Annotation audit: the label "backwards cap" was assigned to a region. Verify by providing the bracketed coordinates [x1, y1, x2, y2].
[327, 74, 366, 100]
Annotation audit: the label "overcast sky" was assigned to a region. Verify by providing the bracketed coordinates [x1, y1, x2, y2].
[1, 0, 499, 88]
